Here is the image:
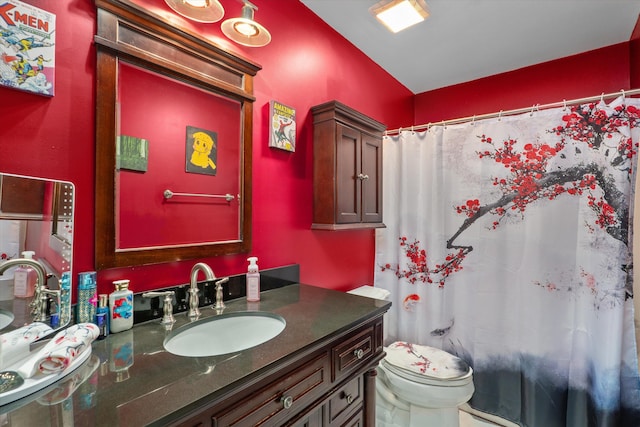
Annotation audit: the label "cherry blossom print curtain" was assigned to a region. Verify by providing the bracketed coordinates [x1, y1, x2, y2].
[374, 96, 640, 427]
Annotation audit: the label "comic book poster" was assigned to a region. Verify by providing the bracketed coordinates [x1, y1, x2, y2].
[269, 100, 296, 152]
[0, 1, 55, 96]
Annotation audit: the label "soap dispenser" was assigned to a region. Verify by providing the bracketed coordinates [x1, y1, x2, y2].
[109, 280, 134, 333]
[246, 257, 260, 302]
[13, 250, 37, 298]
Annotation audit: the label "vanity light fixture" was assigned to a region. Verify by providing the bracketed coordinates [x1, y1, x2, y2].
[370, 0, 430, 33]
[164, 0, 225, 23]
[221, 0, 271, 47]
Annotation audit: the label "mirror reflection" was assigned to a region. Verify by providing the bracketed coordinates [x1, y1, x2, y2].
[115, 61, 242, 250]
[0, 173, 74, 334]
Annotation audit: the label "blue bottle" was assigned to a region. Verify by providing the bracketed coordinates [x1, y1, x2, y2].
[95, 294, 109, 340]
[77, 271, 97, 324]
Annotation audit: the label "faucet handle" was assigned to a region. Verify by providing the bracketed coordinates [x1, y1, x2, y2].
[142, 291, 176, 325]
[187, 286, 200, 318]
[214, 277, 229, 311]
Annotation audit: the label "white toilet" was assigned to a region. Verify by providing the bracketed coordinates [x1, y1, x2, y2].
[347, 286, 474, 427]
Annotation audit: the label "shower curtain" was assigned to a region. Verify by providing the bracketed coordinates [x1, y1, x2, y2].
[374, 96, 640, 426]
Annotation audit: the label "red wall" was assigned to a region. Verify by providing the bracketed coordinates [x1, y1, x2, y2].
[0, 0, 413, 296]
[414, 43, 631, 125]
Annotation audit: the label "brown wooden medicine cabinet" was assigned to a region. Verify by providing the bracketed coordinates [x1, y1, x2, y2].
[311, 101, 386, 230]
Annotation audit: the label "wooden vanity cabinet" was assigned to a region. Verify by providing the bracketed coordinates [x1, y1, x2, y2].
[174, 316, 385, 427]
[311, 101, 386, 230]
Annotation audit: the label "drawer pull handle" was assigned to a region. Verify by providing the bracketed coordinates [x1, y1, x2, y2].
[345, 393, 354, 405]
[354, 349, 364, 359]
[357, 173, 370, 181]
[281, 395, 294, 409]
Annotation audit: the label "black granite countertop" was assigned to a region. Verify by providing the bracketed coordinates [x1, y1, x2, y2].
[1, 284, 390, 426]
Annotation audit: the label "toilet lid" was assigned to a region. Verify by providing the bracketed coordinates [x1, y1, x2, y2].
[384, 341, 471, 381]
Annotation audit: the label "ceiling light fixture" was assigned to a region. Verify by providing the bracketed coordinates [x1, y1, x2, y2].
[221, 0, 271, 47]
[164, 0, 225, 23]
[370, 0, 429, 33]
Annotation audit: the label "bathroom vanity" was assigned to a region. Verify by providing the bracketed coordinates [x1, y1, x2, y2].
[1, 284, 390, 426]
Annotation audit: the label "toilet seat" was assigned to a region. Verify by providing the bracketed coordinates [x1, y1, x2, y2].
[383, 341, 472, 386]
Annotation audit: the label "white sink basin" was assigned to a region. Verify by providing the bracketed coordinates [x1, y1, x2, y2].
[163, 311, 286, 357]
[0, 309, 14, 330]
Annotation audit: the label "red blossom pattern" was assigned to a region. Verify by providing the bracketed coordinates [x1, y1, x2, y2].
[380, 237, 468, 288]
[381, 101, 639, 301]
[396, 342, 433, 373]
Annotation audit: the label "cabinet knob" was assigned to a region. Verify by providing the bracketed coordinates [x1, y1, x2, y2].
[344, 393, 354, 405]
[281, 395, 294, 409]
[354, 349, 364, 359]
[357, 173, 370, 181]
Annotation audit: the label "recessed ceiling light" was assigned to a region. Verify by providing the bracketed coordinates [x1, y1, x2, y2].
[370, 0, 430, 33]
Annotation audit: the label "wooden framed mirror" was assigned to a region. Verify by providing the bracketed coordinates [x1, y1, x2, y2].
[94, 0, 260, 269]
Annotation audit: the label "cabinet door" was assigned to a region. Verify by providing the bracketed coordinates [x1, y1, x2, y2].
[360, 133, 382, 223]
[286, 405, 324, 427]
[335, 124, 361, 224]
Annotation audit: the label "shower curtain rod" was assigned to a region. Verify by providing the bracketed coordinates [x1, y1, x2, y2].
[384, 88, 640, 136]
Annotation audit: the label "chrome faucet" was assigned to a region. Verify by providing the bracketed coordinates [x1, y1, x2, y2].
[0, 258, 49, 321]
[188, 262, 215, 318]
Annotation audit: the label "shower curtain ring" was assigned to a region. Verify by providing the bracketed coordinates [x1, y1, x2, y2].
[531, 104, 539, 116]
[411, 125, 415, 134]
[471, 115, 475, 125]
[600, 92, 605, 103]
[621, 89, 626, 101]
[562, 99, 567, 111]
[498, 110, 503, 121]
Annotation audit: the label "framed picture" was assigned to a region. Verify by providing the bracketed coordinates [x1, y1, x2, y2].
[116, 135, 148, 172]
[185, 125, 218, 176]
[0, 0, 56, 96]
[269, 100, 296, 152]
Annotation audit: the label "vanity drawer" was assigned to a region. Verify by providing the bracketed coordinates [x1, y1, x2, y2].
[327, 375, 363, 425]
[212, 353, 330, 426]
[331, 327, 374, 382]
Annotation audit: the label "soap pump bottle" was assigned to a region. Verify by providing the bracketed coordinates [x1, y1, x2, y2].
[246, 257, 260, 302]
[14, 251, 37, 298]
[109, 280, 134, 333]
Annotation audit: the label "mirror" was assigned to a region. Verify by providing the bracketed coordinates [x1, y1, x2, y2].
[0, 172, 74, 333]
[94, 0, 260, 269]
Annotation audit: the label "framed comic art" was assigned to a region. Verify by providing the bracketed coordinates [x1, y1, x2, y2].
[269, 100, 296, 152]
[0, 0, 55, 96]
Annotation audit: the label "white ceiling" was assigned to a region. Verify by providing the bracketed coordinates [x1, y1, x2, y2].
[300, 0, 640, 94]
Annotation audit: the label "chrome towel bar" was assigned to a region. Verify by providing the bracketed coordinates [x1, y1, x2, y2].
[163, 189, 235, 202]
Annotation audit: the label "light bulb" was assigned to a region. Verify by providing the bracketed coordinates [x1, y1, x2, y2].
[234, 21, 259, 37]
[183, 0, 208, 7]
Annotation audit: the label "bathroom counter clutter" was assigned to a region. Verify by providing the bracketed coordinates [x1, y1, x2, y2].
[0, 284, 391, 426]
